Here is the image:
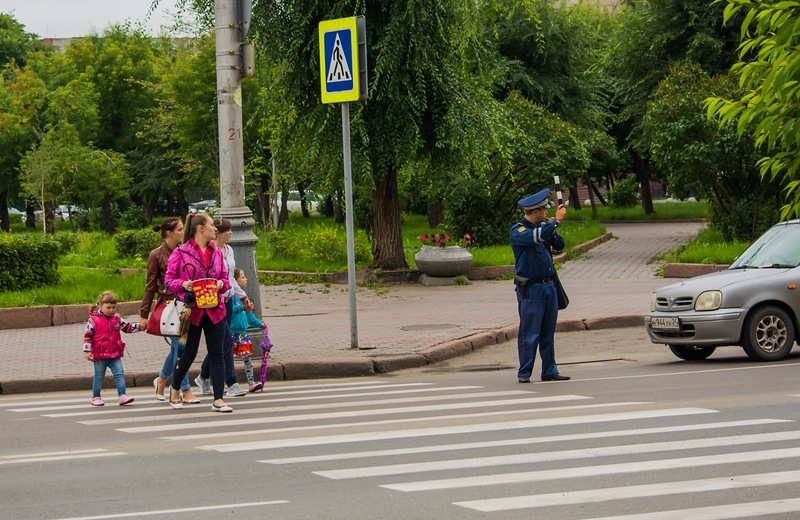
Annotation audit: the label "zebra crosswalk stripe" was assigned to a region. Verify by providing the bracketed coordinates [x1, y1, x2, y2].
[381, 446, 800, 492]
[199, 407, 713, 451]
[455, 470, 800, 511]
[260, 419, 786, 465]
[315, 430, 800, 480]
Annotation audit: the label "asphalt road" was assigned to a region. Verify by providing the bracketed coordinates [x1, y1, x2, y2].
[3, 327, 800, 520]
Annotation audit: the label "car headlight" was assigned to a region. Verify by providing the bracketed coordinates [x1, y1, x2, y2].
[650, 292, 656, 312]
[695, 290, 722, 311]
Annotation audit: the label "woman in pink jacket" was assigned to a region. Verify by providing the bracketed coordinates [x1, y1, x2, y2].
[164, 213, 233, 412]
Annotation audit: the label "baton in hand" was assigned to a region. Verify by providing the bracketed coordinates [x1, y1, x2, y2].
[554, 176, 563, 206]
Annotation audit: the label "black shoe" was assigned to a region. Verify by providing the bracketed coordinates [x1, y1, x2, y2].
[542, 374, 570, 381]
[518, 377, 531, 383]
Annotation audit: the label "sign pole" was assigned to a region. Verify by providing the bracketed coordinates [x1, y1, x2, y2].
[341, 102, 359, 348]
[319, 16, 367, 349]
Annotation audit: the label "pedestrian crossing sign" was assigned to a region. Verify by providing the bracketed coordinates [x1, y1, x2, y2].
[319, 17, 364, 104]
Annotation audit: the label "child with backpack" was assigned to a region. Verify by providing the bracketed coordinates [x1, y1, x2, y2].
[83, 291, 142, 406]
[230, 269, 267, 392]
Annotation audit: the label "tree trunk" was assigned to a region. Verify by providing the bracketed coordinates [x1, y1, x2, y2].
[101, 196, 115, 234]
[297, 182, 310, 218]
[44, 200, 55, 235]
[0, 190, 8, 232]
[278, 186, 289, 229]
[370, 167, 408, 270]
[427, 200, 444, 228]
[632, 151, 655, 215]
[334, 189, 344, 224]
[568, 183, 582, 211]
[25, 199, 35, 230]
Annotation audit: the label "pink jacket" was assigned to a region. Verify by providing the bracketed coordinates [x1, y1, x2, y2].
[164, 241, 230, 326]
[83, 311, 139, 359]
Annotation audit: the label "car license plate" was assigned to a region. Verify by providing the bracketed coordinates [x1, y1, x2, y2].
[651, 317, 680, 331]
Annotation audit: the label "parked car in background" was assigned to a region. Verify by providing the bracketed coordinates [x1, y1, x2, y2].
[646, 220, 800, 362]
[188, 199, 218, 214]
[277, 191, 319, 213]
[56, 205, 82, 220]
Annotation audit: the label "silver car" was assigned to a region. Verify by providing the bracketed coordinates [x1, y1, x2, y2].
[646, 220, 800, 361]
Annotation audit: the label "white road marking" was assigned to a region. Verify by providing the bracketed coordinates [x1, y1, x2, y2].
[317, 430, 800, 479]
[455, 470, 800, 511]
[584, 497, 800, 520]
[10, 382, 446, 413]
[0, 451, 125, 465]
[49, 500, 289, 520]
[258, 418, 783, 465]
[175, 401, 651, 442]
[75, 390, 531, 425]
[116, 395, 592, 433]
[199, 407, 711, 451]
[381, 446, 800, 492]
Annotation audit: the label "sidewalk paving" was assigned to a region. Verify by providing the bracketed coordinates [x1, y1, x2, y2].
[0, 221, 704, 394]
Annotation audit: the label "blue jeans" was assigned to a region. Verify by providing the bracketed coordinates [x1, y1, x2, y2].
[92, 357, 126, 398]
[159, 337, 191, 391]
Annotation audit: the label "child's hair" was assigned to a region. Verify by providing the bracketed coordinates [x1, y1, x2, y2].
[97, 291, 118, 306]
[153, 217, 181, 239]
[92, 291, 118, 313]
[234, 268, 244, 280]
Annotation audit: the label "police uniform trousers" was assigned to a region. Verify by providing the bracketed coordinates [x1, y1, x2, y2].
[516, 280, 559, 380]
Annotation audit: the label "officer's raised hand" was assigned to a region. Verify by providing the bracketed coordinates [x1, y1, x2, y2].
[548, 204, 567, 224]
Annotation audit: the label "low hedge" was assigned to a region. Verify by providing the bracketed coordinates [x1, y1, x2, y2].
[0, 234, 61, 292]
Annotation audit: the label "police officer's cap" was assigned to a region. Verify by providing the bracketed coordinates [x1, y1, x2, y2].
[517, 189, 551, 211]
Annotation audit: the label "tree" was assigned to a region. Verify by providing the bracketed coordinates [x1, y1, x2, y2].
[0, 13, 44, 68]
[705, 0, 800, 220]
[606, 0, 743, 214]
[0, 14, 47, 229]
[645, 63, 778, 240]
[247, 0, 488, 269]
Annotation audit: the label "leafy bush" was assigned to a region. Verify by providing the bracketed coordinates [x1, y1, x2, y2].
[266, 230, 298, 259]
[113, 229, 162, 259]
[0, 234, 60, 292]
[119, 206, 150, 230]
[443, 177, 512, 247]
[73, 204, 122, 231]
[50, 232, 79, 255]
[609, 175, 639, 208]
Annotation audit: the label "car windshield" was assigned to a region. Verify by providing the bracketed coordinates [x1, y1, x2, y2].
[729, 224, 800, 269]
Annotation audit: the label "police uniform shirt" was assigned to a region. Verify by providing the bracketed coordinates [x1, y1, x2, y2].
[510, 219, 565, 280]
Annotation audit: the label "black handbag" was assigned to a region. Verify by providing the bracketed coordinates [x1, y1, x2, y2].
[554, 271, 569, 310]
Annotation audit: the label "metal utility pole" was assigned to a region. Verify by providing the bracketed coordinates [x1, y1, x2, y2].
[214, 0, 261, 317]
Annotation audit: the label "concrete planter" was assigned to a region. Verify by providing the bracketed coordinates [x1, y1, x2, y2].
[414, 245, 473, 277]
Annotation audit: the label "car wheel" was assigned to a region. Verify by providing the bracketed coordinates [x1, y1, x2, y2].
[741, 305, 796, 361]
[668, 345, 716, 360]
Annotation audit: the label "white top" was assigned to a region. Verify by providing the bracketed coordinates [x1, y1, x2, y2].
[221, 243, 247, 301]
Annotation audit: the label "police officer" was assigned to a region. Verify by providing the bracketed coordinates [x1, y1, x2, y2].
[510, 188, 570, 383]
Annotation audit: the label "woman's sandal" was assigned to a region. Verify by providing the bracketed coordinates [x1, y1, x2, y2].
[169, 388, 183, 410]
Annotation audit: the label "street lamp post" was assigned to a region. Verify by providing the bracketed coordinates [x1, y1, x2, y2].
[214, 0, 261, 317]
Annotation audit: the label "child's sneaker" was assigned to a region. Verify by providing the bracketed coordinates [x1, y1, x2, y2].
[195, 375, 212, 395]
[226, 383, 247, 397]
[118, 394, 134, 406]
[248, 382, 263, 393]
[90, 397, 104, 406]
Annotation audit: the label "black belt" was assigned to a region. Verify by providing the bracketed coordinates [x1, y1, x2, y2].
[514, 275, 552, 286]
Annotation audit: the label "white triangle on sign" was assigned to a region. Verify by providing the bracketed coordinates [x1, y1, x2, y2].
[326, 34, 352, 83]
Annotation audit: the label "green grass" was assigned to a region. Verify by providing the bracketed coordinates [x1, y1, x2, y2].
[658, 227, 749, 265]
[567, 200, 707, 221]
[0, 267, 146, 308]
